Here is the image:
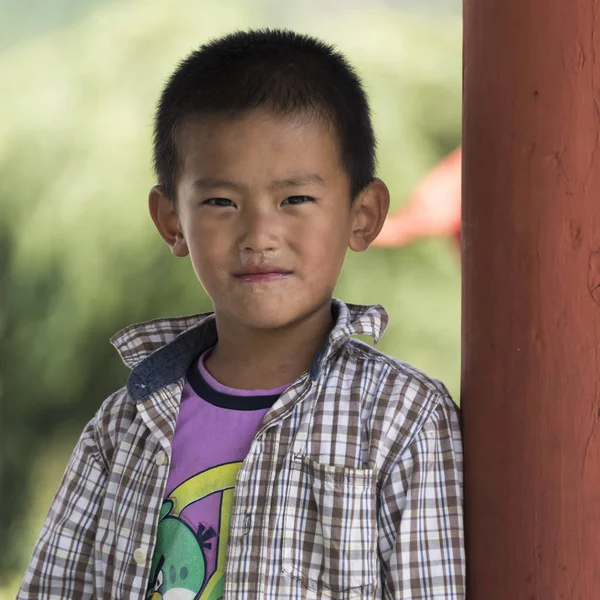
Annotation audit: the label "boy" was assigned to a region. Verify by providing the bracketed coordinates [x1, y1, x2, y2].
[19, 29, 464, 599]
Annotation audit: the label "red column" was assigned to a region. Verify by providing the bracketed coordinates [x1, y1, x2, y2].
[462, 0, 600, 597]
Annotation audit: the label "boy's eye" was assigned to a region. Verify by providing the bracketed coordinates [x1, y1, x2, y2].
[203, 198, 235, 207]
[282, 195, 314, 206]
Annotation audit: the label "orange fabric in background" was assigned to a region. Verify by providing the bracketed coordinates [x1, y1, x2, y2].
[374, 147, 462, 250]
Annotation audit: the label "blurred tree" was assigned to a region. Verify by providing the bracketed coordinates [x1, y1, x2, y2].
[0, 0, 461, 587]
[0, 0, 116, 52]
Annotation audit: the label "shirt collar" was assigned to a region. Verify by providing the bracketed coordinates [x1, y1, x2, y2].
[110, 298, 388, 402]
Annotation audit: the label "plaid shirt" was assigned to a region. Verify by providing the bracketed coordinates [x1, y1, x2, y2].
[19, 300, 465, 599]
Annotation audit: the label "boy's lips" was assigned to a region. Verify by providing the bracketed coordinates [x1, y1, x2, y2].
[233, 266, 293, 282]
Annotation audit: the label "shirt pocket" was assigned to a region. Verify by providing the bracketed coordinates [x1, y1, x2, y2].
[281, 454, 378, 599]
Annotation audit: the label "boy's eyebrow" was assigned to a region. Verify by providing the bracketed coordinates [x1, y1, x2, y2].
[192, 177, 245, 192]
[269, 173, 325, 189]
[191, 173, 325, 192]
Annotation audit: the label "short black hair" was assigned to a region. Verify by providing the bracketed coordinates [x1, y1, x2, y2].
[153, 28, 376, 201]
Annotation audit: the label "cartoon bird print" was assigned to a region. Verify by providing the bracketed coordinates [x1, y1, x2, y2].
[147, 462, 241, 600]
[147, 500, 216, 600]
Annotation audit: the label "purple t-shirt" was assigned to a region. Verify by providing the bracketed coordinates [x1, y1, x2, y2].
[146, 350, 288, 600]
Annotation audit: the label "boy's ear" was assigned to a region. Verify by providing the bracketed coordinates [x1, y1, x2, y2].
[349, 177, 390, 252]
[148, 185, 189, 257]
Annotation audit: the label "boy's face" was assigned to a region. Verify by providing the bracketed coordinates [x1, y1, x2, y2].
[150, 110, 388, 331]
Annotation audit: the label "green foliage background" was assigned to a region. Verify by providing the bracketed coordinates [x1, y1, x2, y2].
[0, 0, 461, 594]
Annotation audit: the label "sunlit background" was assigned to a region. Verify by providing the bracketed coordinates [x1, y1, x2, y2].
[0, 0, 461, 594]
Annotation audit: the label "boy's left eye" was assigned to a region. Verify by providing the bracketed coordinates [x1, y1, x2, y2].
[282, 195, 314, 206]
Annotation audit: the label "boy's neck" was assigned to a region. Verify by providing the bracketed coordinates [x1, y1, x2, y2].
[204, 300, 334, 390]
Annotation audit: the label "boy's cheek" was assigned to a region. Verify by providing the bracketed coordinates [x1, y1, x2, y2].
[188, 230, 230, 260]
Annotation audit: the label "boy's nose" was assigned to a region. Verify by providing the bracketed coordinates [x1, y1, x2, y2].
[237, 211, 282, 253]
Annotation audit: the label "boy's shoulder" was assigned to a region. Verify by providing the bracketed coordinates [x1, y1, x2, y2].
[88, 311, 216, 453]
[326, 299, 453, 400]
[320, 300, 458, 449]
[342, 336, 451, 398]
[335, 336, 457, 436]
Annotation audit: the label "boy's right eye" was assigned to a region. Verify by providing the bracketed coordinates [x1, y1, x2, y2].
[203, 198, 235, 207]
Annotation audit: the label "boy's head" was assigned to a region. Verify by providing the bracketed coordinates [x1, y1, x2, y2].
[152, 28, 376, 203]
[150, 29, 389, 332]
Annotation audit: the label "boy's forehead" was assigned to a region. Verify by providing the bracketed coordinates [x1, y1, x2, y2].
[176, 109, 345, 180]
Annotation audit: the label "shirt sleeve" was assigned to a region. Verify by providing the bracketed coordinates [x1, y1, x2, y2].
[18, 415, 107, 599]
[377, 392, 465, 599]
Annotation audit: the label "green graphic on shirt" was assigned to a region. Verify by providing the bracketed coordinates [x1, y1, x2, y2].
[147, 462, 242, 600]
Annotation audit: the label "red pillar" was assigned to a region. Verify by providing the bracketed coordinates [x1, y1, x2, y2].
[462, 0, 600, 597]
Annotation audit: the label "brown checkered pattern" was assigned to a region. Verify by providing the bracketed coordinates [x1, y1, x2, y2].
[18, 300, 465, 599]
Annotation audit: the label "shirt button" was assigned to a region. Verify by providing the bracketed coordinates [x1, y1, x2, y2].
[155, 451, 168, 466]
[133, 547, 147, 565]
